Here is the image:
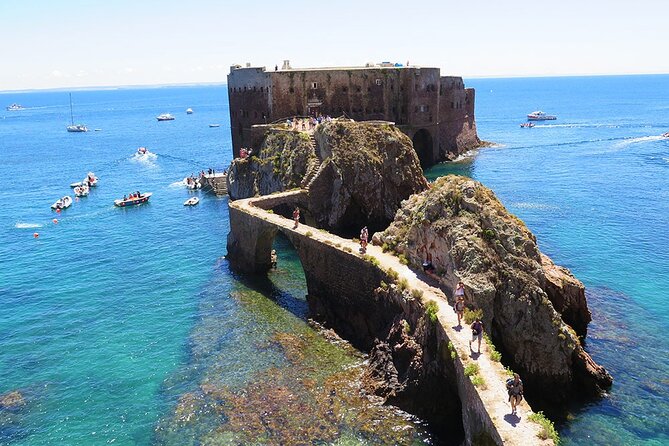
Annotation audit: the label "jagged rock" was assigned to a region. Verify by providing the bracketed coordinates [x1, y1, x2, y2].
[308, 121, 428, 232]
[542, 253, 591, 338]
[226, 130, 318, 200]
[0, 390, 25, 410]
[375, 175, 612, 403]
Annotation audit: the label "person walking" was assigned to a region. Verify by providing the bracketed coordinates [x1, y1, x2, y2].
[454, 295, 465, 328]
[506, 373, 524, 414]
[469, 316, 483, 353]
[292, 207, 300, 229]
[360, 226, 368, 253]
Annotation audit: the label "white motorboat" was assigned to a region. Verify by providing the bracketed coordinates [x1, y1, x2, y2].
[157, 113, 175, 121]
[186, 108, 193, 114]
[208, 124, 220, 128]
[66, 93, 88, 132]
[74, 185, 89, 197]
[662, 132, 669, 138]
[137, 146, 149, 155]
[184, 197, 199, 206]
[520, 122, 535, 128]
[183, 177, 201, 189]
[527, 111, 557, 121]
[6, 103, 24, 111]
[51, 196, 73, 210]
[70, 172, 98, 188]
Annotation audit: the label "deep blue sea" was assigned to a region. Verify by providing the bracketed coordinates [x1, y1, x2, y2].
[1, 76, 668, 445]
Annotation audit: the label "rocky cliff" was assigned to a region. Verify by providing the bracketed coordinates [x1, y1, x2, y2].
[227, 120, 428, 233]
[308, 121, 428, 232]
[374, 175, 612, 403]
[226, 129, 318, 200]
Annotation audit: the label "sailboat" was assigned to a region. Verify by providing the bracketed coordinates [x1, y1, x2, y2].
[66, 93, 88, 133]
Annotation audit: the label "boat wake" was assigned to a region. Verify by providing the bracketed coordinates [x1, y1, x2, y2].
[534, 123, 621, 129]
[168, 180, 187, 189]
[15, 222, 42, 229]
[130, 152, 159, 167]
[510, 202, 560, 211]
[613, 135, 665, 149]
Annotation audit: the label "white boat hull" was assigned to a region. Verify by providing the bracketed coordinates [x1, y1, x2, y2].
[184, 197, 199, 206]
[51, 196, 73, 210]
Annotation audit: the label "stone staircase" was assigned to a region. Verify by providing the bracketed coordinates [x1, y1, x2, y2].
[300, 133, 324, 189]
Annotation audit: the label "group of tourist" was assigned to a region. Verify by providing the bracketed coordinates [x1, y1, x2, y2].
[239, 148, 254, 159]
[286, 115, 333, 132]
[453, 279, 524, 415]
[123, 190, 143, 201]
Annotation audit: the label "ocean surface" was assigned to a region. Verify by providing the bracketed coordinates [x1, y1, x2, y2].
[0, 76, 668, 445]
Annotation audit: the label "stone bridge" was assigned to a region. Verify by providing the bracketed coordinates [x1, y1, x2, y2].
[227, 189, 553, 446]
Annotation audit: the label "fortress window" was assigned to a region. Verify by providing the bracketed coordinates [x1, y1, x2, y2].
[289, 87, 294, 93]
[260, 86, 264, 92]
[419, 105, 429, 112]
[451, 101, 455, 109]
[375, 79, 382, 86]
[357, 86, 361, 92]
[253, 86, 256, 91]
[244, 86, 247, 91]
[311, 82, 318, 89]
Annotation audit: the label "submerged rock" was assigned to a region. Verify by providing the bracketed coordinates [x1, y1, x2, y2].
[375, 175, 612, 403]
[0, 391, 25, 411]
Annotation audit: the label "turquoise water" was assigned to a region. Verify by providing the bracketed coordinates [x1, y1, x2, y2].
[0, 87, 431, 445]
[428, 75, 669, 445]
[1, 76, 668, 445]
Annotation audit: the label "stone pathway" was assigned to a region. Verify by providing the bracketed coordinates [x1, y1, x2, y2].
[234, 191, 553, 445]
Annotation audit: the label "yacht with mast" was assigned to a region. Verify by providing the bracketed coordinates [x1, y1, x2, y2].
[66, 93, 88, 132]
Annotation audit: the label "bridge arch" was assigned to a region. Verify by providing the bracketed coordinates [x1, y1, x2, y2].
[412, 129, 434, 168]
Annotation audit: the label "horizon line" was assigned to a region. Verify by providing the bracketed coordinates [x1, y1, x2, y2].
[1, 72, 668, 94]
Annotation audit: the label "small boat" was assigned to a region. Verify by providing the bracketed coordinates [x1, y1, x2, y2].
[527, 111, 557, 121]
[662, 132, 669, 138]
[184, 197, 199, 206]
[71, 172, 98, 188]
[157, 113, 175, 121]
[520, 122, 535, 128]
[184, 177, 201, 189]
[186, 108, 193, 114]
[6, 103, 24, 111]
[74, 185, 89, 197]
[137, 146, 149, 155]
[209, 124, 220, 128]
[66, 93, 88, 132]
[114, 192, 152, 207]
[94, 128, 102, 131]
[51, 196, 73, 210]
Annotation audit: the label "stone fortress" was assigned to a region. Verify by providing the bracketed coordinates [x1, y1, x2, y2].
[227, 60, 481, 167]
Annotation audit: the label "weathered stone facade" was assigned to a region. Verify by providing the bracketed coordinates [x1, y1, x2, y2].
[227, 63, 480, 166]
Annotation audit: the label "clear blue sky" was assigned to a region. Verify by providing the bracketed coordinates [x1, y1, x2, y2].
[1, 0, 667, 91]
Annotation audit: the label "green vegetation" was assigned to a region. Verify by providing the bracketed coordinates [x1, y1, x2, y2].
[464, 363, 480, 377]
[398, 254, 409, 265]
[411, 288, 423, 300]
[381, 243, 391, 253]
[447, 341, 456, 360]
[482, 333, 502, 362]
[483, 228, 496, 240]
[463, 308, 483, 325]
[362, 255, 380, 267]
[380, 281, 389, 290]
[397, 277, 409, 291]
[471, 375, 486, 389]
[402, 320, 411, 334]
[425, 300, 439, 323]
[305, 231, 313, 237]
[387, 268, 399, 281]
[528, 412, 560, 444]
[266, 209, 274, 214]
[343, 246, 352, 253]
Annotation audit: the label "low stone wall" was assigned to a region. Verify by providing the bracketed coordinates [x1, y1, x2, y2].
[227, 190, 553, 445]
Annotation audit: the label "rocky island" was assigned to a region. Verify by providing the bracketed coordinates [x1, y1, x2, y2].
[225, 118, 612, 445]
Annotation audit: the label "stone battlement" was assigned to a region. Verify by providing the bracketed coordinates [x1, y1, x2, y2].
[227, 62, 481, 166]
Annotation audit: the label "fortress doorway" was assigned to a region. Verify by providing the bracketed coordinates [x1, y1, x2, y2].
[412, 129, 434, 168]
